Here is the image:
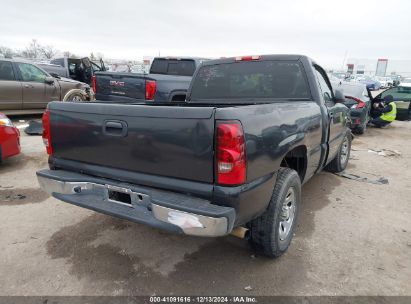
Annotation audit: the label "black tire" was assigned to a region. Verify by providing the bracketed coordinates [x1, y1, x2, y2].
[248, 168, 301, 258]
[325, 133, 352, 173]
[353, 123, 366, 135]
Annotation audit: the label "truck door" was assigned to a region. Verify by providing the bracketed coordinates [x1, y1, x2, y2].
[81, 57, 93, 85]
[314, 66, 347, 163]
[0, 60, 22, 111]
[371, 86, 411, 121]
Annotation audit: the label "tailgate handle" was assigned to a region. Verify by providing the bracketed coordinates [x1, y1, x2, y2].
[103, 120, 128, 137]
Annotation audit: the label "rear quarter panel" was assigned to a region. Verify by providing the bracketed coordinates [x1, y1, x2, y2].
[149, 74, 192, 102]
[216, 102, 323, 182]
[214, 101, 323, 224]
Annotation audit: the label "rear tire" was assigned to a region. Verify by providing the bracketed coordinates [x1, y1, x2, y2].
[248, 168, 301, 258]
[353, 123, 366, 135]
[325, 133, 352, 173]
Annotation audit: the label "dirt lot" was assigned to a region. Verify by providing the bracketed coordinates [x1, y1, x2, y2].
[0, 116, 410, 296]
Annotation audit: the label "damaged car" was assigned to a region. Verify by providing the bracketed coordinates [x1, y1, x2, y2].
[0, 58, 93, 115]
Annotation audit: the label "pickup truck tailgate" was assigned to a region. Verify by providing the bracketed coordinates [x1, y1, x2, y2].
[95, 72, 147, 100]
[48, 102, 215, 183]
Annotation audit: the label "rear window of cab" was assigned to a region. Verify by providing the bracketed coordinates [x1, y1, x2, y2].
[150, 59, 196, 76]
[190, 60, 310, 102]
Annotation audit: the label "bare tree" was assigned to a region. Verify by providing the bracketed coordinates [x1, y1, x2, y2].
[0, 46, 13, 58]
[22, 39, 40, 59]
[40, 45, 56, 59]
[63, 51, 77, 58]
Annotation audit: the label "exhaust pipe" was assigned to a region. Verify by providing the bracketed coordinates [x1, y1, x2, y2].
[230, 227, 249, 239]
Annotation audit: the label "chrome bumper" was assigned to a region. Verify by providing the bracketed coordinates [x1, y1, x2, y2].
[37, 174, 230, 237]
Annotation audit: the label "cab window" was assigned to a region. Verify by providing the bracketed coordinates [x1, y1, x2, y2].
[91, 62, 102, 72]
[314, 66, 333, 104]
[17, 63, 48, 82]
[0, 61, 15, 81]
[50, 58, 64, 67]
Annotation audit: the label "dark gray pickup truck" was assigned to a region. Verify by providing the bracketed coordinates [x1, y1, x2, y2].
[94, 57, 207, 103]
[37, 55, 351, 258]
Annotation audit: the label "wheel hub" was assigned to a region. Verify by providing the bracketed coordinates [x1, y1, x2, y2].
[340, 137, 349, 165]
[279, 187, 296, 241]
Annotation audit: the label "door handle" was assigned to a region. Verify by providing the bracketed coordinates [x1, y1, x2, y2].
[103, 120, 128, 137]
[105, 121, 123, 129]
[24, 84, 34, 88]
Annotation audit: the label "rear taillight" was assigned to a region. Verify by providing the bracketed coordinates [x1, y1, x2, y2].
[346, 96, 365, 109]
[216, 121, 246, 185]
[145, 80, 156, 100]
[91, 75, 97, 93]
[42, 109, 52, 155]
[235, 55, 261, 61]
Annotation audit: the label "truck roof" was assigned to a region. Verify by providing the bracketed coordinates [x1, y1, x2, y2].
[202, 54, 310, 66]
[154, 56, 210, 61]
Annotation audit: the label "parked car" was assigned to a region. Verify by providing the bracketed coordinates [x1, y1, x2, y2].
[332, 72, 349, 81]
[399, 78, 411, 88]
[333, 81, 371, 134]
[37, 54, 351, 258]
[39, 57, 106, 86]
[356, 75, 381, 91]
[0, 113, 20, 162]
[375, 76, 393, 88]
[94, 57, 209, 103]
[0, 58, 93, 115]
[390, 75, 402, 87]
[372, 85, 411, 121]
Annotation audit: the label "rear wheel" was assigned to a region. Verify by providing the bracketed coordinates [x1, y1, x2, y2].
[248, 168, 301, 258]
[63, 89, 88, 102]
[325, 133, 351, 173]
[354, 122, 366, 134]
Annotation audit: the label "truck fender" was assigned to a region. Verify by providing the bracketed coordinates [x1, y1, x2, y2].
[168, 90, 187, 102]
[62, 89, 90, 102]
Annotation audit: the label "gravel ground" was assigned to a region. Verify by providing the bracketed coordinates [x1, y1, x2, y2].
[0, 115, 410, 296]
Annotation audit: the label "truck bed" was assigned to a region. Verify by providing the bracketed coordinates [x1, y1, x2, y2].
[94, 72, 191, 102]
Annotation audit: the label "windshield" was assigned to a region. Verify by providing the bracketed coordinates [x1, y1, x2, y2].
[190, 60, 310, 102]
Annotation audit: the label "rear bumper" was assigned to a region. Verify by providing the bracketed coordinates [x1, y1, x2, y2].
[349, 109, 367, 127]
[37, 169, 235, 237]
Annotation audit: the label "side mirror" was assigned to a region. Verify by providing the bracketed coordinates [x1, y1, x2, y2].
[50, 72, 61, 79]
[334, 89, 345, 103]
[44, 76, 55, 85]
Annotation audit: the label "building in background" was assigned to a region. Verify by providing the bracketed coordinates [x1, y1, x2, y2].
[375, 59, 388, 76]
[344, 58, 411, 77]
